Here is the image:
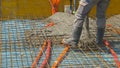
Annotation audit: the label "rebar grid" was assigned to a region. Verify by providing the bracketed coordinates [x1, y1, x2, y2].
[0, 18, 120, 68]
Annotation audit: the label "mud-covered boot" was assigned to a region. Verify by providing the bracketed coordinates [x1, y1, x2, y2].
[96, 27, 105, 47]
[62, 27, 82, 47]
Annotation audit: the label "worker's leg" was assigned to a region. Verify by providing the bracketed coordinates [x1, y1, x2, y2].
[96, 0, 110, 44]
[63, 0, 98, 46]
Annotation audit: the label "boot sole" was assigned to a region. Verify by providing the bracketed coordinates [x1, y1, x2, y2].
[61, 39, 79, 48]
[61, 39, 70, 45]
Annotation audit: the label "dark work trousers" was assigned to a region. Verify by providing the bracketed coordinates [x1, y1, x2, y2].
[66, 0, 110, 46]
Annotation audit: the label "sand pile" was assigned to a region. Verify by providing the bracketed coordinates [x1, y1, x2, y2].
[43, 13, 120, 37]
[42, 12, 96, 38]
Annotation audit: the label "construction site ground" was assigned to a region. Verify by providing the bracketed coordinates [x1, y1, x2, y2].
[0, 12, 120, 68]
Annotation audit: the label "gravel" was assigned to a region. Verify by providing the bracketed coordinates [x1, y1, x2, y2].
[42, 12, 96, 38]
[25, 12, 120, 47]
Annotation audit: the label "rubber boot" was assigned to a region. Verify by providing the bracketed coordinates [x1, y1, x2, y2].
[96, 27, 105, 45]
[63, 27, 82, 47]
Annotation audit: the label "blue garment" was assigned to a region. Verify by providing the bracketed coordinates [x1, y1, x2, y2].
[75, 0, 110, 28]
[64, 0, 110, 46]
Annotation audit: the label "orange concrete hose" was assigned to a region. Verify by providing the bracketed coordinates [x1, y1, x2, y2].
[111, 28, 120, 35]
[39, 40, 51, 68]
[106, 24, 120, 35]
[104, 39, 120, 68]
[31, 40, 47, 68]
[52, 45, 70, 68]
[45, 22, 55, 27]
[49, 0, 60, 14]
